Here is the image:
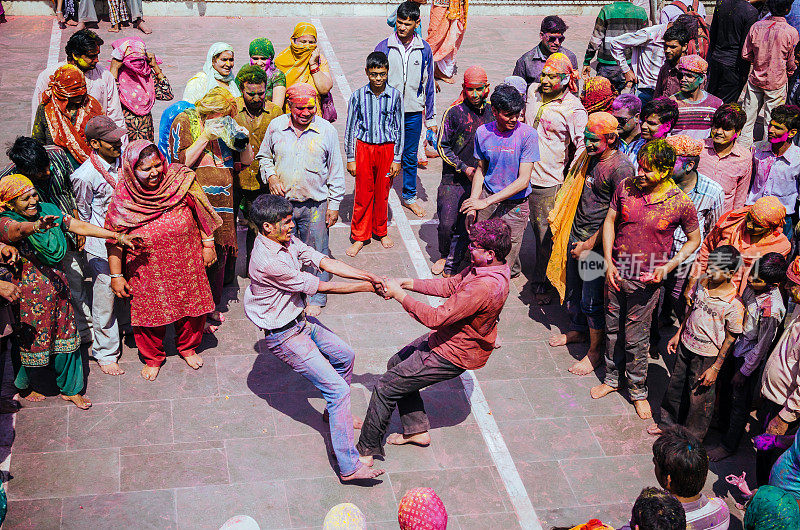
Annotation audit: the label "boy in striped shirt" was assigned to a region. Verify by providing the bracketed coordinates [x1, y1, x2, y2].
[343, 51, 404, 257]
[669, 55, 723, 140]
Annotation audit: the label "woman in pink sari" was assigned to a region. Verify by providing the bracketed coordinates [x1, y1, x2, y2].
[105, 139, 222, 381]
[109, 37, 173, 141]
[428, 0, 468, 83]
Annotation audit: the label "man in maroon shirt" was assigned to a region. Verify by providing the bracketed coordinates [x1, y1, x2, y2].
[356, 219, 511, 465]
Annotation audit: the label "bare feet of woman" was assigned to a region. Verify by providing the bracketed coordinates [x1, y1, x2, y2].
[549, 330, 587, 347]
[209, 311, 225, 323]
[184, 353, 204, 370]
[346, 241, 364, 257]
[61, 394, 91, 409]
[380, 236, 394, 249]
[634, 400, 653, 420]
[99, 362, 125, 376]
[341, 464, 385, 481]
[203, 322, 219, 334]
[646, 423, 662, 436]
[305, 305, 322, 318]
[402, 201, 425, 218]
[431, 259, 446, 276]
[708, 446, 734, 462]
[23, 391, 46, 402]
[590, 383, 617, 399]
[141, 365, 160, 381]
[386, 431, 431, 447]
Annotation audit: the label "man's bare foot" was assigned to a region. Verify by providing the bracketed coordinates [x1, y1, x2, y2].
[359, 454, 374, 467]
[141, 365, 160, 381]
[590, 383, 617, 399]
[380, 236, 394, 249]
[183, 353, 204, 370]
[22, 391, 46, 402]
[99, 362, 125, 376]
[323, 410, 363, 429]
[61, 394, 92, 409]
[569, 355, 601, 376]
[549, 330, 587, 347]
[305, 305, 322, 318]
[402, 201, 425, 218]
[75, 21, 86, 30]
[386, 431, 431, 447]
[708, 446, 734, 462]
[341, 464, 385, 481]
[634, 400, 653, 420]
[134, 19, 152, 34]
[646, 423, 662, 436]
[431, 259, 446, 275]
[67, 19, 78, 26]
[109, 23, 120, 32]
[346, 241, 364, 257]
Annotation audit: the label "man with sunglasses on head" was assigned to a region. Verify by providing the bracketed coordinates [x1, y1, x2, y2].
[669, 54, 722, 141]
[513, 16, 578, 87]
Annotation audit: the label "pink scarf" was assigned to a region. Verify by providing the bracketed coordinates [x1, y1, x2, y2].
[112, 37, 158, 116]
[90, 151, 118, 188]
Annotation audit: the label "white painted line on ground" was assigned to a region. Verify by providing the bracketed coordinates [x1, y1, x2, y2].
[313, 19, 542, 530]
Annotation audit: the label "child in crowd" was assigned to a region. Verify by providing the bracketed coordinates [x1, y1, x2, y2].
[652, 427, 731, 530]
[710, 253, 788, 462]
[651, 245, 744, 439]
[343, 51, 403, 257]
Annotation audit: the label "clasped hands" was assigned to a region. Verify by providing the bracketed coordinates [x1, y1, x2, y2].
[365, 274, 409, 301]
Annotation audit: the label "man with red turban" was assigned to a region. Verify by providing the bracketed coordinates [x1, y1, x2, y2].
[431, 65, 495, 277]
[548, 112, 635, 376]
[524, 52, 588, 303]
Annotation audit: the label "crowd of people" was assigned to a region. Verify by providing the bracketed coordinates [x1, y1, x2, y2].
[6, 0, 800, 526]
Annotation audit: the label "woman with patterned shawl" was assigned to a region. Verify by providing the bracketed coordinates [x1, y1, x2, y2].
[32, 64, 102, 167]
[0, 174, 139, 408]
[105, 140, 222, 381]
[428, 0, 469, 83]
[275, 22, 334, 99]
[183, 42, 241, 104]
[248, 37, 287, 108]
[109, 36, 173, 141]
[169, 87, 252, 334]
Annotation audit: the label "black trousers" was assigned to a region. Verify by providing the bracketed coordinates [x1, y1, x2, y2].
[717, 355, 763, 452]
[658, 343, 717, 440]
[356, 336, 465, 457]
[755, 399, 800, 486]
[708, 59, 749, 104]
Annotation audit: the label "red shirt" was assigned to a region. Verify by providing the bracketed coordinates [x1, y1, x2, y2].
[401, 264, 511, 370]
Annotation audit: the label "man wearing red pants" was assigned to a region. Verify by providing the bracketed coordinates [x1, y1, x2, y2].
[343, 51, 404, 257]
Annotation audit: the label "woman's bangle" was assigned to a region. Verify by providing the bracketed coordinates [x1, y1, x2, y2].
[310, 66, 320, 74]
[110, 273, 124, 278]
[32, 220, 43, 234]
[202, 237, 215, 242]
[710, 365, 721, 372]
[202, 243, 215, 249]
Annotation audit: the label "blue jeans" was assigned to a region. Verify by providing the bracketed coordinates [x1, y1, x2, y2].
[401, 112, 423, 203]
[263, 319, 361, 476]
[636, 88, 654, 106]
[291, 199, 331, 307]
[564, 236, 605, 332]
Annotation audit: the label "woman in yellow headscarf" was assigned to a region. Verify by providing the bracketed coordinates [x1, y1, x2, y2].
[274, 22, 333, 97]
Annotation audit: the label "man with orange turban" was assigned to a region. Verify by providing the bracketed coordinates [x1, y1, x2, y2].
[431, 65, 494, 277]
[548, 112, 635, 377]
[670, 54, 723, 140]
[524, 52, 588, 302]
[256, 81, 345, 316]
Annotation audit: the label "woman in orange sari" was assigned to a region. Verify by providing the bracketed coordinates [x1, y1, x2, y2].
[687, 196, 791, 297]
[428, 0, 468, 83]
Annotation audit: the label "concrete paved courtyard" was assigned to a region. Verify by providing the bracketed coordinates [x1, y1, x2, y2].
[0, 12, 752, 529]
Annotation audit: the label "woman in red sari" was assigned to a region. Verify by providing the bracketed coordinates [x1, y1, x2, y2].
[105, 140, 222, 381]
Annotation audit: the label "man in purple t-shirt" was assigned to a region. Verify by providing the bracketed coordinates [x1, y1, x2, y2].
[591, 139, 701, 420]
[461, 85, 540, 272]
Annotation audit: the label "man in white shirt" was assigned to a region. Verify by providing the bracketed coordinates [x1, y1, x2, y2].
[70, 117, 127, 376]
[609, 23, 669, 104]
[31, 30, 124, 132]
[660, 0, 707, 24]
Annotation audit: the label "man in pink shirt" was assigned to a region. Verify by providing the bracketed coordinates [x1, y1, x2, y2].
[698, 103, 752, 212]
[243, 194, 385, 482]
[740, 0, 799, 146]
[31, 30, 124, 132]
[356, 219, 511, 465]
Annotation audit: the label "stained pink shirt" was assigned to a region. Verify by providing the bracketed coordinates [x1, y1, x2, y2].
[742, 16, 799, 90]
[697, 139, 753, 213]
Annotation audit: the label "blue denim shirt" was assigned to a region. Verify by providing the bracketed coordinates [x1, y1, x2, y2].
[747, 141, 800, 214]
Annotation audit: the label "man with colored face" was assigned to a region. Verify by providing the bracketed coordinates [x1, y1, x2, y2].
[512, 16, 579, 86]
[612, 94, 644, 165]
[256, 82, 345, 317]
[746, 105, 800, 238]
[432, 66, 495, 277]
[592, 139, 701, 420]
[669, 54, 723, 140]
[234, 65, 284, 268]
[549, 112, 634, 376]
[698, 103, 752, 212]
[654, 22, 691, 98]
[524, 52, 587, 301]
[31, 30, 124, 131]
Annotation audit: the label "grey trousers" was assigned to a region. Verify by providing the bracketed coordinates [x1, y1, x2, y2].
[526, 184, 559, 283]
[59, 250, 93, 344]
[477, 189, 530, 278]
[88, 256, 129, 365]
[127, 0, 142, 19]
[78, 0, 97, 22]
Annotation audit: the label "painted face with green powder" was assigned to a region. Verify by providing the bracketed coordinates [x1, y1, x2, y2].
[583, 129, 610, 157]
[678, 69, 703, 94]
